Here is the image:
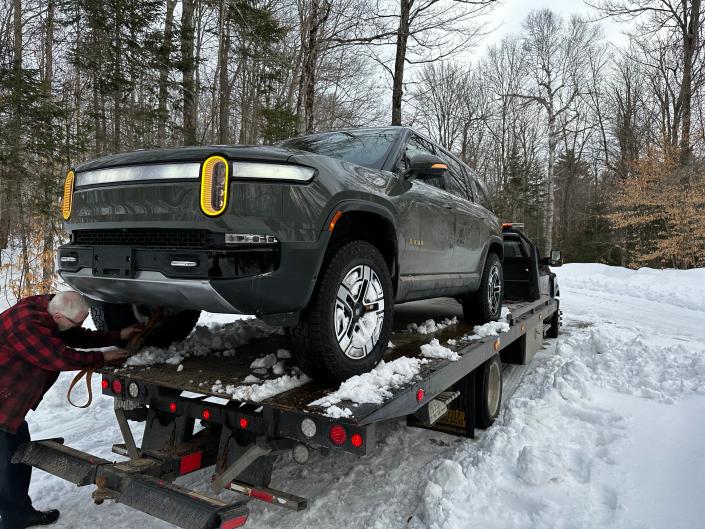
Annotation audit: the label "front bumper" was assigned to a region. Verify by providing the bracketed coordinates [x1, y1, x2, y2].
[58, 237, 329, 318]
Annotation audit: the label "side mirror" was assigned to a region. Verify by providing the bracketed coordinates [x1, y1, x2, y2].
[407, 154, 448, 181]
[540, 249, 562, 267]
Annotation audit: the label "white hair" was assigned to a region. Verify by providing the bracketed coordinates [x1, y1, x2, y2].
[48, 291, 90, 322]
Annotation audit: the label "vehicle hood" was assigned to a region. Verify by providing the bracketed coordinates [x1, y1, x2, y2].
[73, 145, 306, 172]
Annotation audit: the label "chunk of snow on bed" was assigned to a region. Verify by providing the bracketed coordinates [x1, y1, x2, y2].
[243, 375, 261, 383]
[272, 360, 286, 375]
[309, 356, 429, 409]
[472, 320, 510, 338]
[250, 353, 277, 369]
[325, 405, 353, 419]
[176, 364, 184, 372]
[214, 373, 311, 402]
[420, 338, 460, 361]
[407, 316, 458, 334]
[276, 348, 291, 359]
[126, 318, 281, 366]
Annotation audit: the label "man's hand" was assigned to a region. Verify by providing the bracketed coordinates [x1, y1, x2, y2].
[103, 349, 129, 364]
[120, 323, 145, 341]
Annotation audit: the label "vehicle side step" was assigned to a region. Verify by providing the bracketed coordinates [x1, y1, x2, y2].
[14, 440, 249, 529]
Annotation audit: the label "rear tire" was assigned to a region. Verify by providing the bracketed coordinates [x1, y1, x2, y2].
[462, 252, 503, 324]
[475, 354, 502, 429]
[290, 241, 393, 383]
[90, 302, 200, 347]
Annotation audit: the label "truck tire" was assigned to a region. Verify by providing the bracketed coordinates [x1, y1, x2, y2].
[91, 302, 200, 348]
[462, 252, 503, 324]
[475, 354, 502, 429]
[290, 240, 393, 382]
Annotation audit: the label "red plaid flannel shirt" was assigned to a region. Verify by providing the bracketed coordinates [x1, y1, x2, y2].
[0, 295, 122, 433]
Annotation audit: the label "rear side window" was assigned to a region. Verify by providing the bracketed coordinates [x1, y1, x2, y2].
[475, 179, 493, 212]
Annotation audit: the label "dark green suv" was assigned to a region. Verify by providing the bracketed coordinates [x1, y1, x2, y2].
[58, 127, 503, 381]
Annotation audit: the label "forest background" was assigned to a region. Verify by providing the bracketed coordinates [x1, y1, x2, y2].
[1, 0, 704, 299]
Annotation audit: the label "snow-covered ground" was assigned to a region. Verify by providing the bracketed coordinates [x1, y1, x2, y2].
[8, 263, 705, 528]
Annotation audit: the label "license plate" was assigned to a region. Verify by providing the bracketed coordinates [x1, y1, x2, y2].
[93, 246, 135, 278]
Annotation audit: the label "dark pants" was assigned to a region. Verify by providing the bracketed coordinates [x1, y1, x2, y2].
[0, 421, 34, 523]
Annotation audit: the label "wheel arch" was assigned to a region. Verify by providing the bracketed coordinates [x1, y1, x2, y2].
[320, 201, 399, 295]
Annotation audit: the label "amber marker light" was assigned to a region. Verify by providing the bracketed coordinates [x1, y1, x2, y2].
[61, 170, 75, 220]
[431, 163, 448, 169]
[329, 210, 343, 232]
[200, 156, 229, 216]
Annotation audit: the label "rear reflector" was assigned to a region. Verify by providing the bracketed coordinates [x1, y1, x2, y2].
[101, 379, 109, 390]
[169, 402, 177, 413]
[179, 452, 202, 475]
[111, 379, 123, 394]
[416, 388, 425, 402]
[329, 424, 346, 445]
[351, 433, 363, 448]
[239, 417, 248, 429]
[250, 489, 273, 503]
[219, 515, 248, 529]
[202, 409, 211, 420]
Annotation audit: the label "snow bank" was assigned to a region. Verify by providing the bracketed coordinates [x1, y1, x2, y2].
[556, 262, 705, 313]
[309, 356, 429, 414]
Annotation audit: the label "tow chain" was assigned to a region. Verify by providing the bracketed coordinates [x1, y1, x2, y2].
[67, 308, 164, 408]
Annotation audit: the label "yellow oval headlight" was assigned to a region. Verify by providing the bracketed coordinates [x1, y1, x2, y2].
[200, 156, 229, 216]
[62, 170, 75, 220]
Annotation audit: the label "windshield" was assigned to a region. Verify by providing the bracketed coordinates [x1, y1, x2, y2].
[278, 129, 401, 170]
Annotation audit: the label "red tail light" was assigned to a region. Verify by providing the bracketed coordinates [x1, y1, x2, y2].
[169, 402, 177, 413]
[351, 433, 364, 448]
[250, 489, 273, 503]
[329, 424, 346, 445]
[202, 409, 211, 421]
[416, 388, 425, 402]
[101, 379, 109, 390]
[239, 417, 248, 429]
[111, 379, 123, 394]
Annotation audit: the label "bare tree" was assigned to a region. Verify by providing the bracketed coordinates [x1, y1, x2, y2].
[591, 0, 702, 163]
[504, 10, 601, 254]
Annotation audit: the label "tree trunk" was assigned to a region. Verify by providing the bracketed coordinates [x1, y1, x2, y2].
[41, 0, 56, 291]
[544, 114, 557, 256]
[157, 0, 176, 146]
[679, 0, 701, 166]
[391, 0, 410, 126]
[180, 0, 197, 145]
[218, 0, 230, 144]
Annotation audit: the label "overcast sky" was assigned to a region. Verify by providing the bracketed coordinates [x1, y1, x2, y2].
[477, 0, 629, 51]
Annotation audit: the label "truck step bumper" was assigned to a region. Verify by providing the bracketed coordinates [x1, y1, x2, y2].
[13, 440, 249, 529]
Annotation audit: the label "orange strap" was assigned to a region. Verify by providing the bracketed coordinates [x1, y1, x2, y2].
[67, 369, 94, 409]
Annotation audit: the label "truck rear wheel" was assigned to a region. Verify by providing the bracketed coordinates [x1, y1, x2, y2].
[475, 354, 502, 429]
[463, 252, 503, 324]
[90, 302, 200, 347]
[290, 241, 393, 382]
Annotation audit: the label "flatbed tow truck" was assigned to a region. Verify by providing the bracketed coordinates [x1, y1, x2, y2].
[14, 226, 561, 529]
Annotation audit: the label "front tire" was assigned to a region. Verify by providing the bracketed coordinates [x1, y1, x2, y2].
[91, 302, 200, 347]
[462, 252, 503, 324]
[290, 241, 393, 382]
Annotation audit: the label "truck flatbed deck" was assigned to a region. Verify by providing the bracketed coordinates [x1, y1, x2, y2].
[101, 298, 553, 426]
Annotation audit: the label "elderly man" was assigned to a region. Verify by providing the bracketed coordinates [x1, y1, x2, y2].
[0, 291, 142, 529]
